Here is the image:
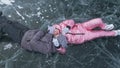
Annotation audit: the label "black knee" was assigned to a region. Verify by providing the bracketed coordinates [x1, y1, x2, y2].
[0, 11, 3, 16]
[7, 20, 13, 24]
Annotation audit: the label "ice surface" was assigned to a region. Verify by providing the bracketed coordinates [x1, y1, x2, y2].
[0, 0, 120, 68]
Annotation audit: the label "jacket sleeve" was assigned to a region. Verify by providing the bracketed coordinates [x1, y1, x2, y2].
[29, 31, 55, 54]
[57, 35, 68, 48]
[30, 31, 45, 41]
[41, 33, 53, 43]
[59, 19, 75, 29]
[31, 31, 53, 44]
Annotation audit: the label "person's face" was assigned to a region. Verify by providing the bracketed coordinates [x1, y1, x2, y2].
[53, 28, 60, 35]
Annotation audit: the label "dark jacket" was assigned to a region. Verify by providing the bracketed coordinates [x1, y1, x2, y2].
[21, 29, 57, 54]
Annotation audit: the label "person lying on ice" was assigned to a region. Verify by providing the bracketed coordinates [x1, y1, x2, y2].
[50, 18, 120, 54]
[0, 11, 67, 55]
[0, 11, 120, 55]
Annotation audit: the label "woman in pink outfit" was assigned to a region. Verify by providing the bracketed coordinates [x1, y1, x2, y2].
[53, 18, 120, 44]
[48, 18, 120, 54]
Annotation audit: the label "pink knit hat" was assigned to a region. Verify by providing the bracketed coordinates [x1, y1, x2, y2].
[53, 24, 61, 32]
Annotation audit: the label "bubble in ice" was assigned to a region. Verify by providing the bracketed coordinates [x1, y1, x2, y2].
[8, 15, 12, 17]
[36, 21, 39, 23]
[37, 7, 41, 10]
[46, 16, 49, 17]
[37, 12, 42, 16]
[67, 4, 70, 7]
[41, 17, 44, 19]
[44, 10, 47, 12]
[48, 5, 52, 7]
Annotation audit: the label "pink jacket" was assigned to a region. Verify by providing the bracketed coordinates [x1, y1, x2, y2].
[53, 19, 86, 44]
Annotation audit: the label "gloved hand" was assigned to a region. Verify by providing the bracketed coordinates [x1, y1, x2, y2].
[57, 47, 66, 54]
[52, 38, 66, 54]
[62, 27, 69, 35]
[48, 25, 55, 34]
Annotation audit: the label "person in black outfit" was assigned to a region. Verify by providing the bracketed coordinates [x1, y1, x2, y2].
[0, 12, 29, 43]
[0, 11, 66, 55]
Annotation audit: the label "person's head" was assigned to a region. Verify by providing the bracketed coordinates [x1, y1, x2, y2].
[48, 24, 61, 36]
[52, 24, 61, 36]
[53, 28, 60, 35]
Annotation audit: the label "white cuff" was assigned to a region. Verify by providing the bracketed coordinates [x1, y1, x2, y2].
[52, 38, 60, 47]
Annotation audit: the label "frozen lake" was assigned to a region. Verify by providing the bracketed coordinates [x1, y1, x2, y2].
[0, 0, 120, 68]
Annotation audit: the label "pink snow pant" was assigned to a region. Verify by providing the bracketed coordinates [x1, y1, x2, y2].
[81, 18, 116, 42]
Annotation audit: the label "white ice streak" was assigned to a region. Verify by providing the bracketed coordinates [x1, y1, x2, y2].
[15, 9, 25, 20]
[12, 6, 25, 20]
[17, 5, 23, 9]
[0, 0, 15, 5]
[4, 43, 13, 50]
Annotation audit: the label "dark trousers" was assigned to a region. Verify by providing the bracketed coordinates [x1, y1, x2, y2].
[0, 16, 29, 43]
